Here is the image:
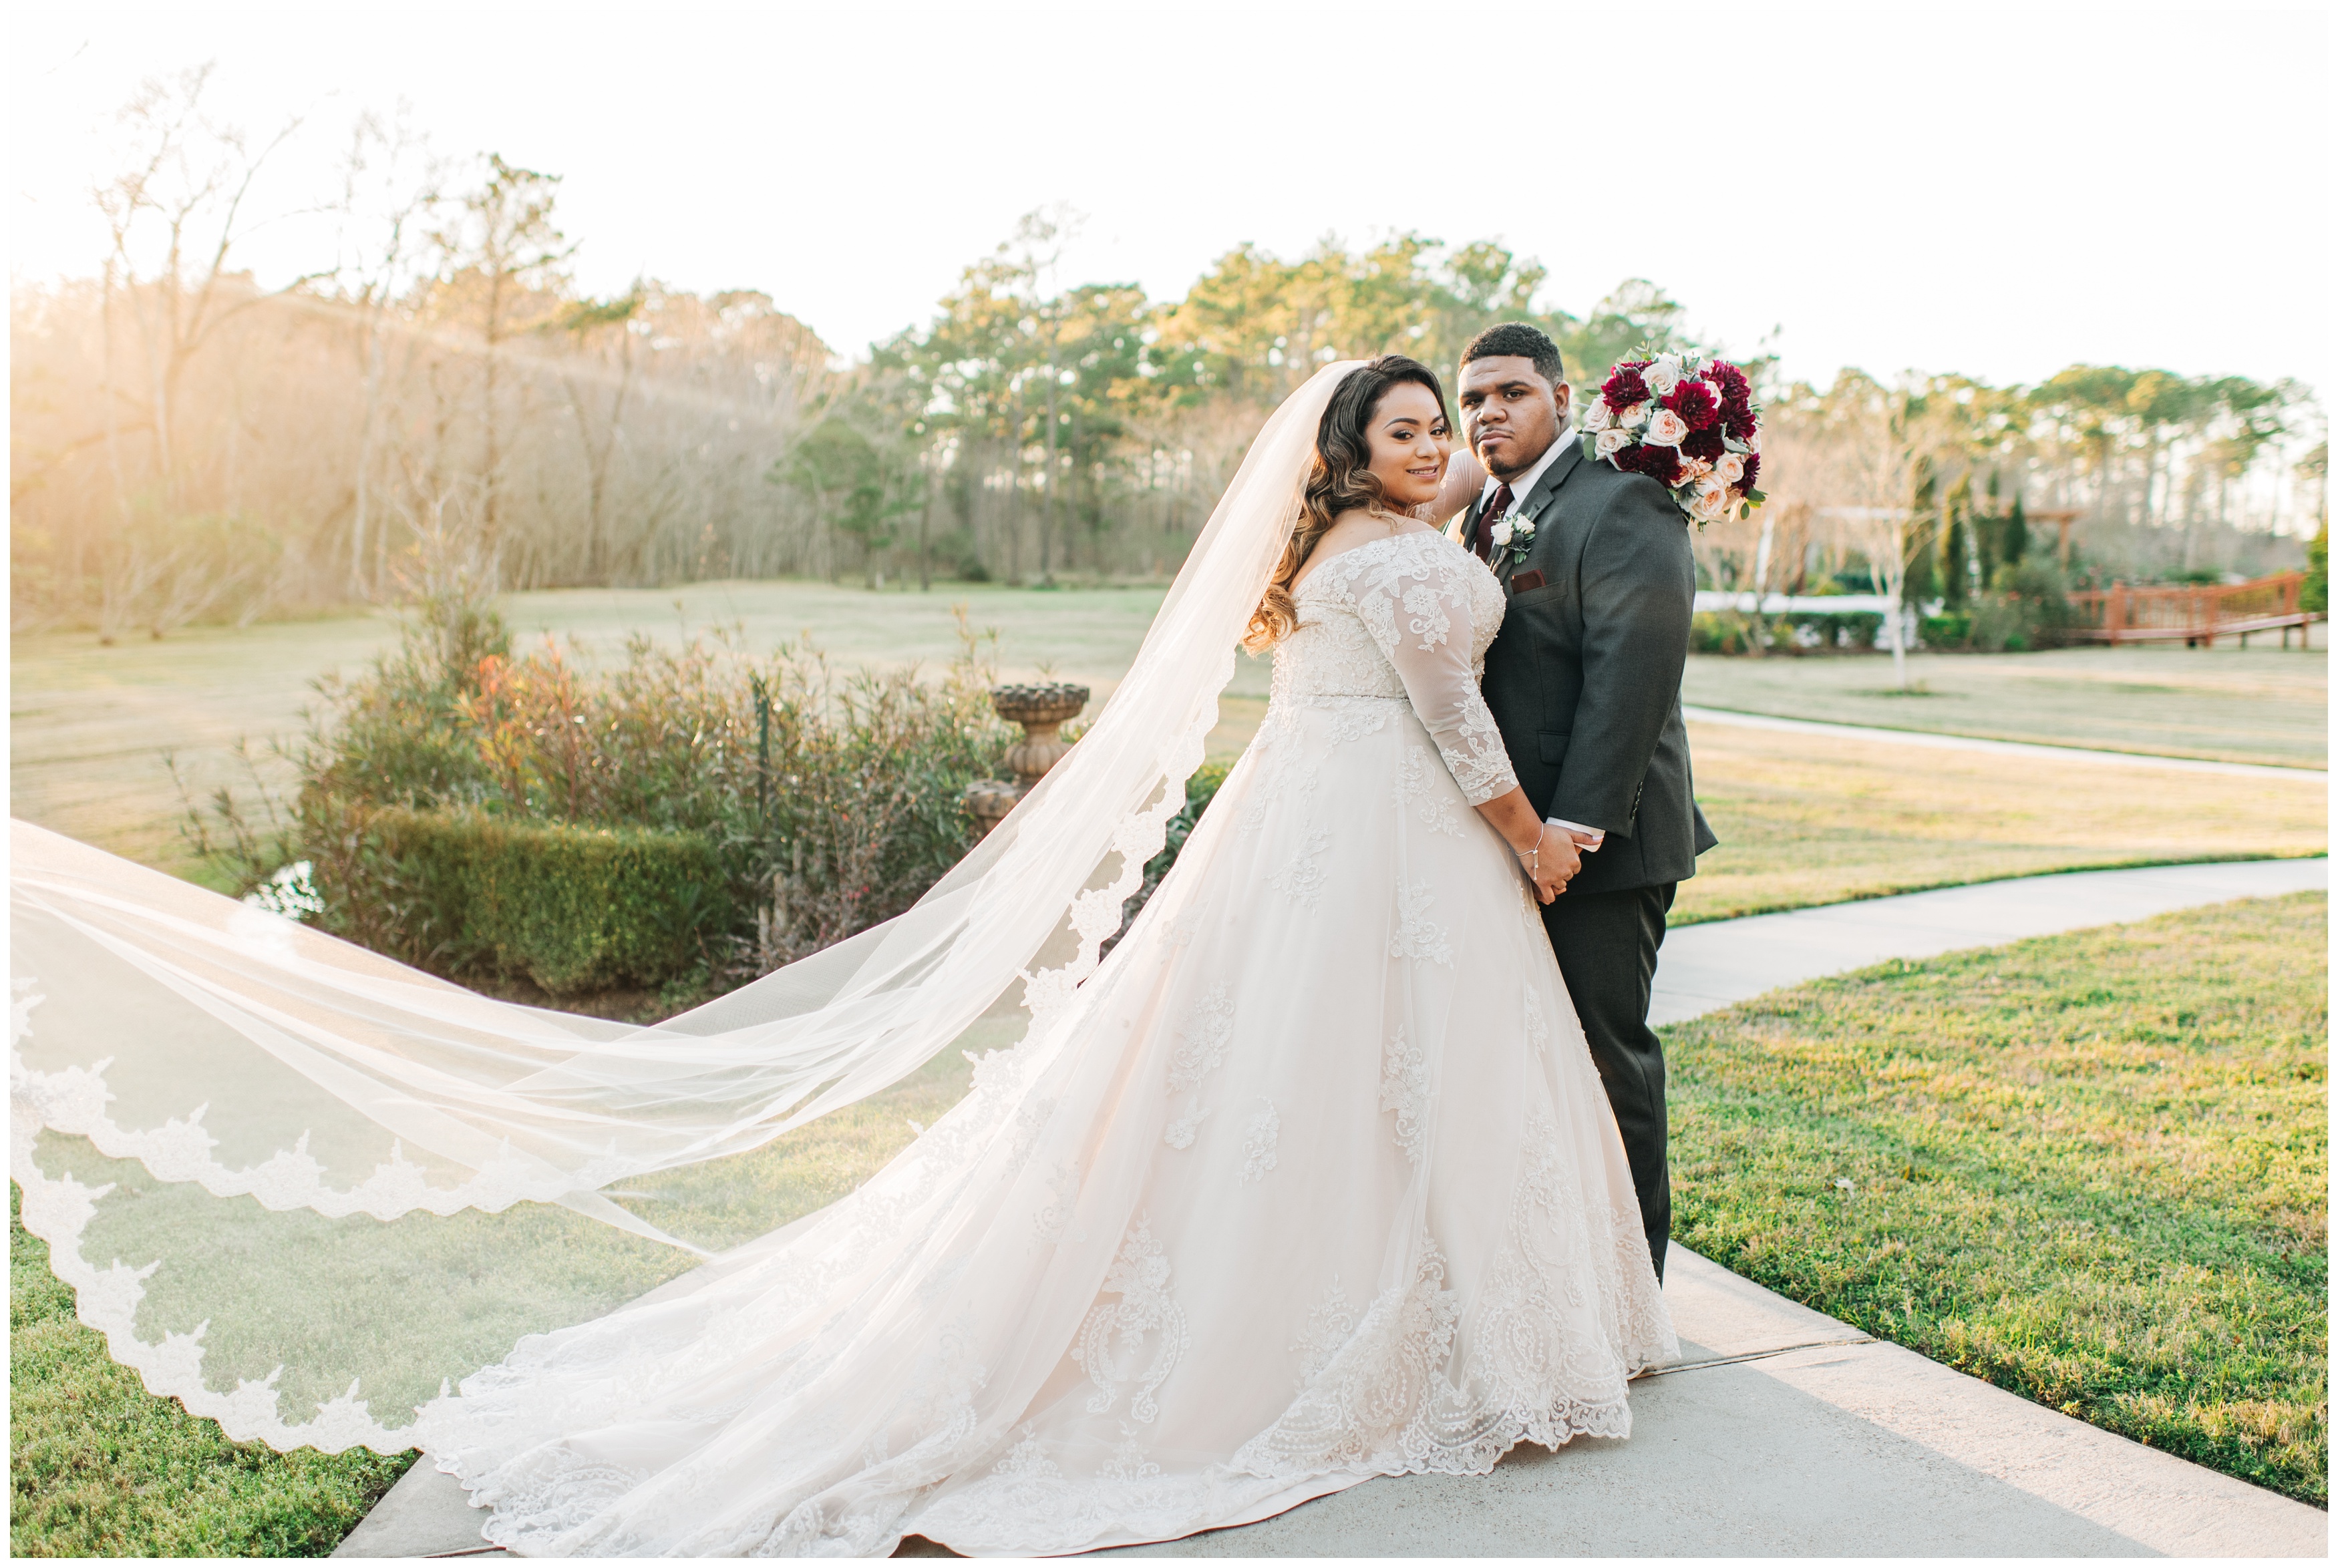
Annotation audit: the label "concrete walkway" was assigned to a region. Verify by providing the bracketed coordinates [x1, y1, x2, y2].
[1653, 857, 2327, 1027]
[335, 860, 2331, 1559]
[1683, 703, 2327, 780]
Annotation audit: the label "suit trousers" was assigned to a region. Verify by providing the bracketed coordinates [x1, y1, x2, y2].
[1540, 881, 1675, 1281]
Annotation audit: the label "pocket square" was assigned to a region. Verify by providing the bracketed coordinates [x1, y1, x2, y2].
[1509, 569, 1546, 593]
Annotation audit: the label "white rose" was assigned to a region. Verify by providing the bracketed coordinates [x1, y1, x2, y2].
[1689, 477, 1731, 522]
[1511, 516, 1536, 542]
[1713, 451, 1746, 485]
[1621, 400, 1651, 429]
[1645, 408, 1691, 447]
[1490, 519, 1514, 549]
[1681, 455, 1715, 482]
[1595, 427, 1633, 459]
[1745, 425, 1763, 455]
[1582, 399, 1613, 432]
[1643, 355, 1684, 396]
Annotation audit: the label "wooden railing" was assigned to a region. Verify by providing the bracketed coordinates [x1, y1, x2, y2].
[2065, 570, 2317, 648]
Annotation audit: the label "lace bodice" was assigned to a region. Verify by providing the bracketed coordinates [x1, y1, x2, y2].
[1271, 530, 1520, 806]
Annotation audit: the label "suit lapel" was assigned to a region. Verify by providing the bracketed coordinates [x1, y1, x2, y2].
[1513, 442, 1582, 532]
[1492, 440, 1584, 586]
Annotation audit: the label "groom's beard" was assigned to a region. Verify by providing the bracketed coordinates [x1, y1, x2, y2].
[1481, 415, 1572, 481]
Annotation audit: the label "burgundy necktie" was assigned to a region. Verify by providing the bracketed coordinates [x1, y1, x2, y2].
[1472, 483, 1515, 562]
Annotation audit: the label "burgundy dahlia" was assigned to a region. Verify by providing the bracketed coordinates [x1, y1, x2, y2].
[1705, 360, 1750, 401]
[1601, 366, 1649, 409]
[1625, 443, 1682, 487]
[1681, 426, 1726, 462]
[1722, 403, 1758, 441]
[1664, 379, 1722, 430]
[1739, 453, 1761, 491]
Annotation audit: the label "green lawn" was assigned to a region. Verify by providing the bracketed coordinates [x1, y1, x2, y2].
[7, 1045, 979, 1557]
[1675, 719, 2326, 926]
[1683, 644, 2328, 769]
[1669, 892, 2329, 1504]
[9, 1186, 413, 1557]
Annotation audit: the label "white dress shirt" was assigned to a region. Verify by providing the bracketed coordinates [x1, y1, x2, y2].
[1477, 431, 1605, 854]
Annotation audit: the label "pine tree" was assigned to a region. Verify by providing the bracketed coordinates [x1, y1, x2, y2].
[1939, 474, 1973, 608]
[2003, 494, 2029, 568]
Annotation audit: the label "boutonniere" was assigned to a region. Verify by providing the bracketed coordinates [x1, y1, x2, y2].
[1488, 514, 1536, 570]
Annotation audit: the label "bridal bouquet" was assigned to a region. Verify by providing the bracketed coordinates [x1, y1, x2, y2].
[1579, 351, 1766, 526]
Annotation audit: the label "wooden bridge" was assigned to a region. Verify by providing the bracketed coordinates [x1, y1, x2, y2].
[2066, 570, 2320, 648]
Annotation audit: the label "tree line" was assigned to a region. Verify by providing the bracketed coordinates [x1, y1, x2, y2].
[9, 67, 2323, 641]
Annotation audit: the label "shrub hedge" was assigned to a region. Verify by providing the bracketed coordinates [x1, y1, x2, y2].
[185, 590, 1016, 1004]
[317, 808, 729, 994]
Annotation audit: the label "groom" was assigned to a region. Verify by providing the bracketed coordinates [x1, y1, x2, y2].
[1450, 323, 1716, 1282]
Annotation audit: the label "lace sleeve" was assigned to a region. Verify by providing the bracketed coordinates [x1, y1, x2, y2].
[1352, 542, 1520, 807]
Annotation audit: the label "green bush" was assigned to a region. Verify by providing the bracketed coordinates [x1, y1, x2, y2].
[1920, 612, 1973, 648]
[1970, 559, 2080, 652]
[2305, 520, 2327, 616]
[186, 588, 1016, 1003]
[1106, 759, 1234, 947]
[1691, 611, 1753, 655]
[311, 807, 728, 994]
[1776, 610, 1884, 652]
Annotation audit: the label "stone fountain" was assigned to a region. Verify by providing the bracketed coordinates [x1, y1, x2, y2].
[965, 680, 1090, 839]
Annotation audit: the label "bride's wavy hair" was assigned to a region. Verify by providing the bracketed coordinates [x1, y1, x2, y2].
[1244, 355, 1450, 653]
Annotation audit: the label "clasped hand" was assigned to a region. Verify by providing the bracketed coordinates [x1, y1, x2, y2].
[1515, 824, 1581, 905]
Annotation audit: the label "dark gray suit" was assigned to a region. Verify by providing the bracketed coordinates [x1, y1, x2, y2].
[1456, 437, 1717, 1279]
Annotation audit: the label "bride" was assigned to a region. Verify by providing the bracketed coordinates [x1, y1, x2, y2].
[10, 356, 1673, 1557]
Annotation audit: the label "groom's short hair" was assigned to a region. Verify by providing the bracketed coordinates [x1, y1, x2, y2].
[1461, 323, 1565, 390]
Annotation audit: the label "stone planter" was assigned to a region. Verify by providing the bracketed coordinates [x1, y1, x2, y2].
[965, 681, 1090, 839]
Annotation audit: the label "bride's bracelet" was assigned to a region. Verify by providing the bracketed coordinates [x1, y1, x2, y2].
[1515, 825, 1548, 875]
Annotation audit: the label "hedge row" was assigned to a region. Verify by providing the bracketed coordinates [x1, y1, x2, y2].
[313, 807, 728, 995]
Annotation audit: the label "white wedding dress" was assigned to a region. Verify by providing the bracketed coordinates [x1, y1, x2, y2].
[9, 364, 1669, 1559]
[413, 528, 1675, 1555]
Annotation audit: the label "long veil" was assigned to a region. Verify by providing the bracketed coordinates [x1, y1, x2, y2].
[8, 361, 1361, 1454]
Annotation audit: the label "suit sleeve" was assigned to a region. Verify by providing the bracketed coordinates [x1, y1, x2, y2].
[1545, 479, 1694, 836]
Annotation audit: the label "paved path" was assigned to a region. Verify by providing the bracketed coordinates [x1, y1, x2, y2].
[1653, 857, 2327, 1027]
[335, 860, 2331, 1559]
[1683, 703, 2327, 779]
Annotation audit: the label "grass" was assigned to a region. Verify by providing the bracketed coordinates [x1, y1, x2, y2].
[1668, 892, 2329, 1505]
[9, 1186, 413, 1557]
[1683, 644, 2328, 769]
[1675, 719, 2325, 926]
[7, 1046, 979, 1557]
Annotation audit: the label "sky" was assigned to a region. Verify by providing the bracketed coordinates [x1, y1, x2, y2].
[8, 2, 2332, 397]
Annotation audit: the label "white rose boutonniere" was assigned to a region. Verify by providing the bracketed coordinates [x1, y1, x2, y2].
[1500, 514, 1536, 570]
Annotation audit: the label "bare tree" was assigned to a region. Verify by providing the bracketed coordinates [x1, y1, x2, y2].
[430, 154, 572, 564]
[327, 106, 444, 598]
[94, 63, 311, 509]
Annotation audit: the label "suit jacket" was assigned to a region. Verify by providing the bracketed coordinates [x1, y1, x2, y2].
[1452, 439, 1718, 896]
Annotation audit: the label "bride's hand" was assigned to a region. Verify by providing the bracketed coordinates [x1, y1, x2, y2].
[1514, 825, 1579, 905]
